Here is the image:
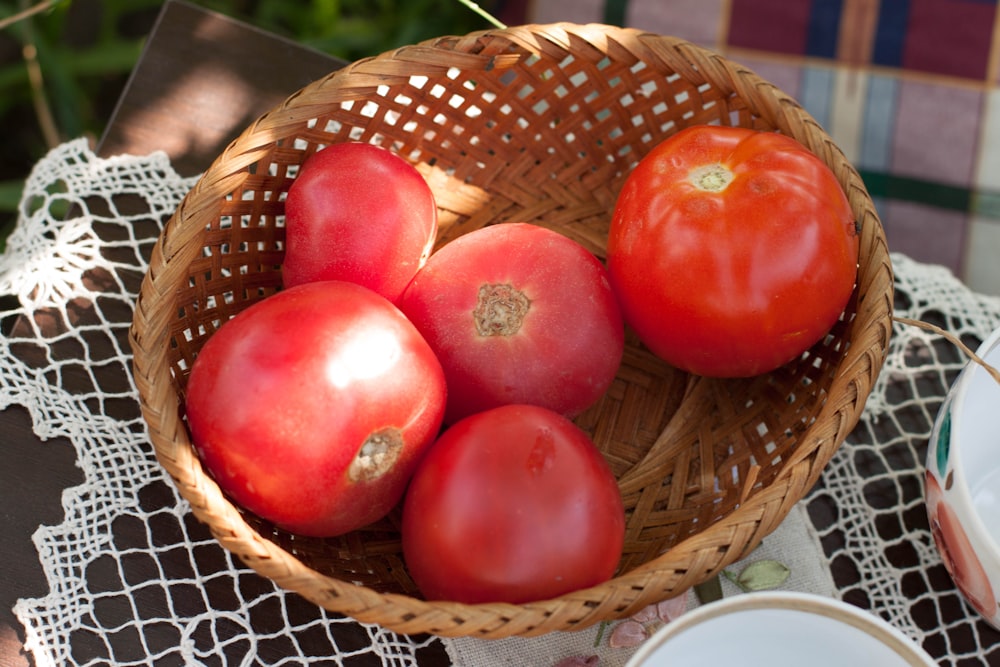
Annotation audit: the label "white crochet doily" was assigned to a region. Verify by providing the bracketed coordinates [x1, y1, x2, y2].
[4, 139, 999, 665]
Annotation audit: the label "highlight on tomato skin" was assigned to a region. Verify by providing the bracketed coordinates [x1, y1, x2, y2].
[606, 124, 860, 378]
[400, 403, 626, 605]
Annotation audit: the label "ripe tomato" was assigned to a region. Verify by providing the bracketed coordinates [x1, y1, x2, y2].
[401, 404, 625, 604]
[184, 281, 447, 538]
[607, 125, 859, 378]
[398, 222, 624, 424]
[282, 142, 438, 304]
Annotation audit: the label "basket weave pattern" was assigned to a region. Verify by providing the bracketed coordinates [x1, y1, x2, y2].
[129, 23, 893, 638]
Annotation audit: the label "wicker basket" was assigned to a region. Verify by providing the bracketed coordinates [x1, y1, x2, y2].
[129, 23, 893, 639]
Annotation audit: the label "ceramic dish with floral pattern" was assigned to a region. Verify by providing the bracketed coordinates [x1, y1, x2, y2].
[926, 324, 1000, 630]
[626, 591, 935, 667]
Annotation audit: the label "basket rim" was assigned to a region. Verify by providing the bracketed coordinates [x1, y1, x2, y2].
[128, 21, 895, 638]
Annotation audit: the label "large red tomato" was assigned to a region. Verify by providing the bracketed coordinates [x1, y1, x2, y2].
[282, 142, 438, 304]
[607, 125, 859, 378]
[398, 222, 624, 424]
[184, 281, 447, 537]
[401, 404, 625, 604]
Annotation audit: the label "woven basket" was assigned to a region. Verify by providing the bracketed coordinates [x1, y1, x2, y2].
[129, 23, 893, 639]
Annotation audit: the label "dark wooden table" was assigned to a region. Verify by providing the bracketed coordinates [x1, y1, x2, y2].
[0, 2, 450, 664]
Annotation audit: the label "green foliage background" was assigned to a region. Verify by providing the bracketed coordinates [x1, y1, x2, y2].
[0, 0, 502, 249]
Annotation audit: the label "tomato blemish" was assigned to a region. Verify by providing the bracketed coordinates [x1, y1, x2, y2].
[526, 428, 556, 475]
[473, 283, 530, 336]
[349, 427, 404, 482]
[689, 164, 734, 193]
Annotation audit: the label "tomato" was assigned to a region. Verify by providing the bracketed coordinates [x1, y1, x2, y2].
[184, 281, 447, 538]
[282, 142, 438, 304]
[607, 125, 859, 378]
[401, 404, 625, 604]
[398, 222, 624, 424]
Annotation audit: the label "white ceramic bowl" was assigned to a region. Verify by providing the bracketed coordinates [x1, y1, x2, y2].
[926, 325, 1000, 629]
[625, 591, 935, 667]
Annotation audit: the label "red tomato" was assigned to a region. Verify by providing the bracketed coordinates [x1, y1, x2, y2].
[607, 125, 859, 378]
[184, 281, 447, 537]
[398, 222, 624, 424]
[401, 404, 625, 604]
[282, 142, 438, 304]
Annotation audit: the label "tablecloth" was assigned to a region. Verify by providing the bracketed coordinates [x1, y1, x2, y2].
[3, 139, 999, 665]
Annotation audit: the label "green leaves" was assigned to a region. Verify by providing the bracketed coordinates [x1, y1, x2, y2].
[725, 559, 791, 592]
[0, 179, 19, 252]
[694, 558, 793, 605]
[195, 0, 502, 62]
[694, 573, 724, 603]
[0, 0, 503, 248]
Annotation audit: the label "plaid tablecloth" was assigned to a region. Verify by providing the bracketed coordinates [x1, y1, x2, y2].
[525, 0, 1000, 297]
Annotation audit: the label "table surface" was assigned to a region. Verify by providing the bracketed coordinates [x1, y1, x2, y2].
[0, 1, 445, 664]
[4, 2, 1000, 665]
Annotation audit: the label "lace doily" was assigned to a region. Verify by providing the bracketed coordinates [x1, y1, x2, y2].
[3, 139, 999, 665]
[2, 140, 442, 666]
[805, 254, 1000, 664]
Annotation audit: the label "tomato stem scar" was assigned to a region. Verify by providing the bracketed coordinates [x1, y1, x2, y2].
[473, 283, 530, 336]
[690, 164, 734, 192]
